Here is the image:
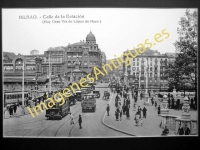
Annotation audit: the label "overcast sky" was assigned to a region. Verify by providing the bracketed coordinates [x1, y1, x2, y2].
[2, 8, 196, 59]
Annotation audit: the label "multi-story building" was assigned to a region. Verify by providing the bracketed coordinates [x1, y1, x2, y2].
[123, 48, 176, 94]
[101, 51, 106, 65]
[3, 31, 104, 92]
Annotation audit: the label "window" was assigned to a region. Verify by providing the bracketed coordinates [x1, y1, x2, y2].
[137, 58, 139, 61]
[150, 73, 152, 77]
[133, 62, 135, 66]
[137, 67, 139, 71]
[150, 58, 152, 61]
[137, 62, 139, 66]
[150, 67, 152, 71]
[150, 62, 152, 66]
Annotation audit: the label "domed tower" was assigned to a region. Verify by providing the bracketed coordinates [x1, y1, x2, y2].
[86, 31, 96, 45]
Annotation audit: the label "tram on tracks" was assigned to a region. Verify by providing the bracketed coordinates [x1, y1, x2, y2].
[4, 91, 30, 105]
[45, 97, 70, 120]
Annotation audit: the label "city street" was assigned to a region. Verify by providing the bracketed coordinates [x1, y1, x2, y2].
[3, 83, 129, 137]
[3, 82, 198, 137]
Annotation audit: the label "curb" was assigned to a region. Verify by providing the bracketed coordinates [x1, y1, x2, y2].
[101, 93, 136, 136]
[102, 111, 136, 136]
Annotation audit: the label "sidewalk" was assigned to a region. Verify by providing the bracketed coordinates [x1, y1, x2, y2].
[4, 105, 34, 119]
[103, 93, 197, 136]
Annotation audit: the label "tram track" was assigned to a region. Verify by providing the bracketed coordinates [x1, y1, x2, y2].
[36, 102, 82, 137]
[4, 102, 81, 136]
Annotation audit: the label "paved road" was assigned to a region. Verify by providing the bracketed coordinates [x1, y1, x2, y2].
[3, 83, 129, 137]
[4, 82, 197, 137]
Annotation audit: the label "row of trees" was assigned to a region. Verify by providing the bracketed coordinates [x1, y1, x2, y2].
[165, 9, 197, 95]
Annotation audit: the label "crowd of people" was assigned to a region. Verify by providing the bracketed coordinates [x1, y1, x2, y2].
[107, 81, 196, 136]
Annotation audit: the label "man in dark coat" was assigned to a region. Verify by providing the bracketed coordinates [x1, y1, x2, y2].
[171, 98, 175, 109]
[158, 105, 161, 115]
[126, 107, 130, 119]
[176, 99, 180, 110]
[179, 124, 191, 135]
[78, 115, 82, 129]
[162, 126, 169, 136]
[115, 109, 119, 121]
[143, 107, 147, 118]
[190, 98, 194, 109]
[138, 106, 142, 118]
[13, 103, 17, 114]
[106, 104, 110, 116]
[9, 105, 14, 116]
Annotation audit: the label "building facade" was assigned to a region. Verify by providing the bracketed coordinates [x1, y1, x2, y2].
[3, 31, 104, 92]
[123, 48, 176, 94]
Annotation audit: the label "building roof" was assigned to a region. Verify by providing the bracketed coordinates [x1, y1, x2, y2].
[48, 46, 65, 51]
[69, 41, 85, 47]
[86, 31, 96, 41]
[3, 52, 16, 59]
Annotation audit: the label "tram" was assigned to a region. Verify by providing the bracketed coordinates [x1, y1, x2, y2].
[45, 97, 70, 120]
[4, 91, 30, 105]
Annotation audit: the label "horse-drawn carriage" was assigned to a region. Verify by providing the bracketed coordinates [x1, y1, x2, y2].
[102, 91, 110, 100]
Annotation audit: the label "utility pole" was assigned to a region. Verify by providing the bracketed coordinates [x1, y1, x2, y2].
[49, 53, 51, 93]
[22, 61, 24, 106]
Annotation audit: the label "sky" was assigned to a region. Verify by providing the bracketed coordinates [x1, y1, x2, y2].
[2, 8, 197, 59]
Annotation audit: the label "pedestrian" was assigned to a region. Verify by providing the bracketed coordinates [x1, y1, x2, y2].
[172, 97, 175, 109]
[69, 113, 74, 125]
[158, 105, 161, 115]
[194, 96, 197, 110]
[135, 112, 140, 127]
[4, 105, 7, 119]
[140, 118, 144, 126]
[78, 115, 82, 129]
[119, 109, 122, 121]
[176, 99, 180, 110]
[177, 123, 182, 135]
[106, 104, 110, 116]
[115, 109, 119, 121]
[162, 126, 169, 136]
[131, 91, 134, 99]
[11, 105, 14, 115]
[122, 104, 126, 115]
[9, 105, 12, 117]
[155, 101, 157, 110]
[13, 103, 17, 114]
[179, 124, 191, 135]
[143, 107, 147, 118]
[133, 103, 136, 111]
[140, 93, 143, 100]
[126, 107, 130, 119]
[168, 98, 171, 109]
[190, 98, 194, 110]
[21, 105, 25, 115]
[151, 97, 154, 106]
[138, 106, 142, 118]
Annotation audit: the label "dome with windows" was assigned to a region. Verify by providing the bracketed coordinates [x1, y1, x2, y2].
[86, 31, 96, 41]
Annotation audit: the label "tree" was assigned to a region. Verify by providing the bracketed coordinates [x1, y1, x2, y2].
[165, 9, 197, 92]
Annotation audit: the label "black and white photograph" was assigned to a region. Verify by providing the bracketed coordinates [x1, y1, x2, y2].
[2, 8, 198, 137]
